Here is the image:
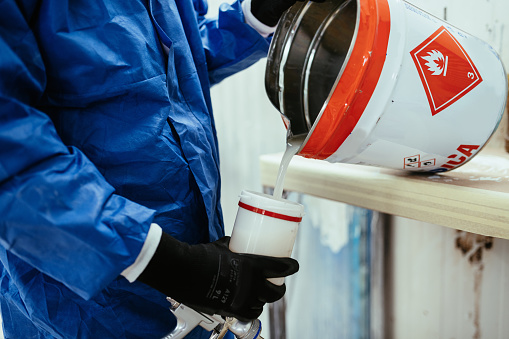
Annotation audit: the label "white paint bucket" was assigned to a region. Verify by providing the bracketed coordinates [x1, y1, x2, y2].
[267, 0, 507, 172]
[229, 190, 304, 285]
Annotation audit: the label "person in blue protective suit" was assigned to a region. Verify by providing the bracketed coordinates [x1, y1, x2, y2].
[0, 0, 322, 338]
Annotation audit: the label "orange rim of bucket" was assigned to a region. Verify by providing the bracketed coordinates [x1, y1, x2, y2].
[299, 0, 391, 159]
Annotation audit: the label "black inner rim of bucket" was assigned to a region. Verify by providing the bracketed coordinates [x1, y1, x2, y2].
[265, 0, 358, 138]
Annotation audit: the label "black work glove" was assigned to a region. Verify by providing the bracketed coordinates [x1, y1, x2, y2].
[250, 0, 325, 27]
[137, 233, 299, 321]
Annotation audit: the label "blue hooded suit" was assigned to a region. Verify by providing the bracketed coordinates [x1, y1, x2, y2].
[0, 0, 269, 337]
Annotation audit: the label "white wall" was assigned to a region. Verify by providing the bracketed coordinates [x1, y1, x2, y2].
[408, 0, 509, 68]
[389, 217, 509, 339]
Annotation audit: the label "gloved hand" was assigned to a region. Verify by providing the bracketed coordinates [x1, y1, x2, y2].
[250, 0, 325, 27]
[137, 233, 299, 321]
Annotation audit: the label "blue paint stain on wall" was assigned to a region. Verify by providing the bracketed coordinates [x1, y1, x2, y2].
[285, 194, 372, 339]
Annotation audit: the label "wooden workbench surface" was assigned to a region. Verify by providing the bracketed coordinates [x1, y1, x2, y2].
[260, 149, 509, 239]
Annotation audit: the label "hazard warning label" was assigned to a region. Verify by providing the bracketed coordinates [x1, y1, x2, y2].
[404, 154, 436, 169]
[410, 26, 482, 116]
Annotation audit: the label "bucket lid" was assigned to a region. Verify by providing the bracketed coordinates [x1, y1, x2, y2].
[265, 0, 358, 139]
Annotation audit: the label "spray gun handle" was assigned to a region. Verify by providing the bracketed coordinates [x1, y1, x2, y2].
[162, 298, 225, 339]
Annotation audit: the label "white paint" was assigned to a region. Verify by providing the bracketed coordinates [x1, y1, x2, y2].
[459, 154, 509, 176]
[273, 137, 304, 200]
[229, 190, 304, 285]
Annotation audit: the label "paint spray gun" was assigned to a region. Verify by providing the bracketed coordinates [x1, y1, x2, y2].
[162, 190, 304, 339]
[161, 297, 263, 339]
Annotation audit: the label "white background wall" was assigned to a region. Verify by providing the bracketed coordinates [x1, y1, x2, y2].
[408, 0, 509, 67]
[388, 218, 509, 339]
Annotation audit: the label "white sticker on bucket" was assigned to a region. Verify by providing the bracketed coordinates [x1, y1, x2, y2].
[347, 139, 440, 171]
[403, 155, 436, 170]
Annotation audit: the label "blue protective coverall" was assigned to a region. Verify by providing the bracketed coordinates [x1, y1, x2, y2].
[0, 0, 269, 337]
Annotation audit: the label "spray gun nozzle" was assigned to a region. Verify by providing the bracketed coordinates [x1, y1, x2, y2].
[227, 318, 262, 339]
[166, 297, 180, 311]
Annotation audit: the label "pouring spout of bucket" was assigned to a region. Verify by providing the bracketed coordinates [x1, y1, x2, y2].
[281, 113, 308, 152]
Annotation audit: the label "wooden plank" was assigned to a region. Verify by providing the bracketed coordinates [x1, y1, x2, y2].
[260, 149, 509, 239]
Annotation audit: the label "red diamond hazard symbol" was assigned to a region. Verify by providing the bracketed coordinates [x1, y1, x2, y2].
[410, 26, 482, 116]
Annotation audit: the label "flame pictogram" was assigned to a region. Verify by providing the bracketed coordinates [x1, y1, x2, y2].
[411, 26, 482, 116]
[421, 50, 448, 76]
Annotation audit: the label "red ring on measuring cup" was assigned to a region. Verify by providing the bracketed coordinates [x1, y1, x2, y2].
[238, 202, 303, 222]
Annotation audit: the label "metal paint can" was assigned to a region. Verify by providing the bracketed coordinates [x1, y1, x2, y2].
[265, 0, 507, 172]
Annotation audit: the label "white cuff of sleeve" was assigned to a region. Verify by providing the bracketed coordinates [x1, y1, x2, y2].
[242, 0, 277, 38]
[121, 223, 162, 283]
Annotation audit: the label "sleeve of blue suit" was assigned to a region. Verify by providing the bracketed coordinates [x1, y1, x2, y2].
[0, 2, 157, 300]
[196, 0, 272, 84]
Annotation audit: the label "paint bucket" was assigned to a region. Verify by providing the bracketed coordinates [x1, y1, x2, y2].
[265, 0, 507, 172]
[229, 190, 304, 285]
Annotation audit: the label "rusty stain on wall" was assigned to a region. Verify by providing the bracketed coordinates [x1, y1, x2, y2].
[455, 231, 493, 339]
[455, 231, 493, 264]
